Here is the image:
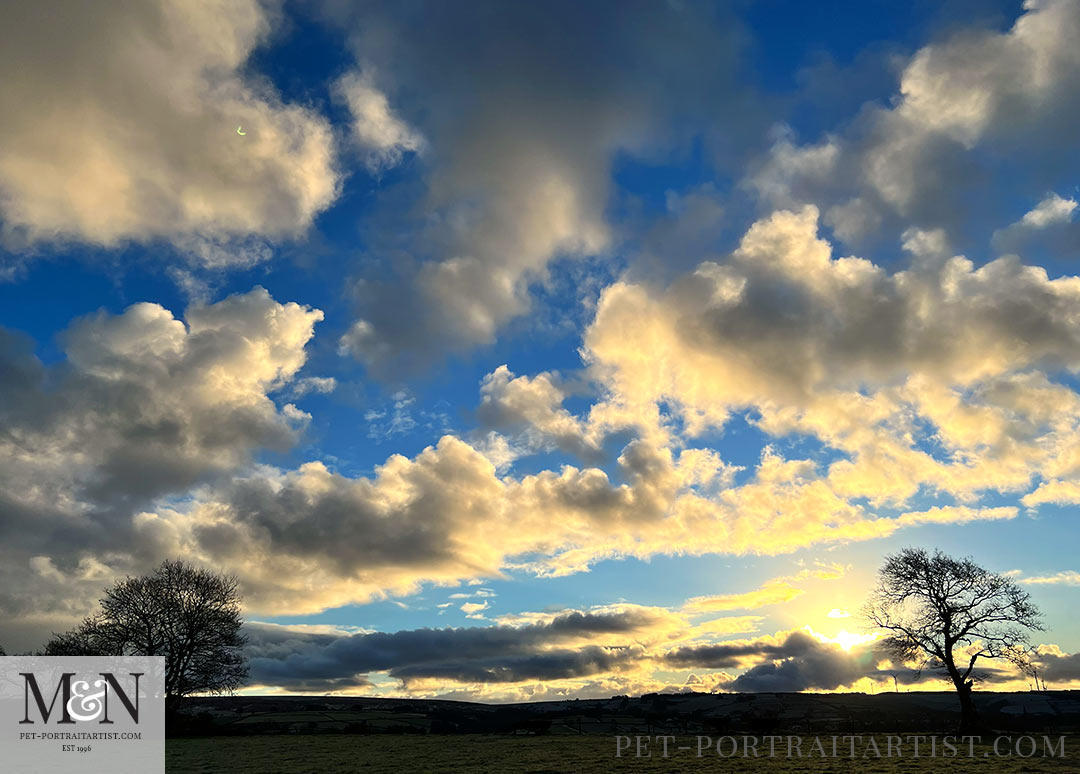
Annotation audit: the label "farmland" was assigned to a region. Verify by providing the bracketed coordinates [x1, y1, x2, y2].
[166, 733, 1079, 773]
[165, 692, 1080, 772]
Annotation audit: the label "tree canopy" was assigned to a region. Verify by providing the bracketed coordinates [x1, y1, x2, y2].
[865, 548, 1042, 731]
[45, 560, 247, 706]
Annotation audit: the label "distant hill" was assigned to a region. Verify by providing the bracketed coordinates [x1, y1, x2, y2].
[176, 691, 1080, 737]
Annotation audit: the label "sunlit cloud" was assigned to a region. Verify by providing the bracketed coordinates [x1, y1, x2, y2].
[1021, 571, 1080, 586]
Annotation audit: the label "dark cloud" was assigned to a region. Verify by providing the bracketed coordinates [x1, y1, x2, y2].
[666, 630, 825, 670]
[245, 609, 663, 688]
[1035, 648, 1080, 684]
[391, 646, 637, 684]
[667, 631, 925, 693]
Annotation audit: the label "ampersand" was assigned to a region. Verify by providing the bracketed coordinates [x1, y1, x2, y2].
[66, 679, 107, 722]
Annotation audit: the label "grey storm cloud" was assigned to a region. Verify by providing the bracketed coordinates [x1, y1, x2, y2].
[390, 646, 638, 684]
[202, 472, 468, 577]
[666, 631, 922, 693]
[1035, 649, 1080, 684]
[244, 609, 664, 688]
[246, 622, 970, 693]
[729, 646, 878, 693]
[665, 630, 828, 670]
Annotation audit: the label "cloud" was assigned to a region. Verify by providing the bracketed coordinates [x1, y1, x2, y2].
[390, 646, 639, 685]
[1033, 644, 1080, 683]
[5, 206, 1066, 646]
[226, 600, 1080, 697]
[889, 0, 1080, 152]
[328, 0, 757, 370]
[684, 579, 806, 614]
[993, 193, 1079, 253]
[727, 642, 877, 692]
[114, 202, 1068, 614]
[0, 0, 340, 260]
[583, 205, 1080, 506]
[683, 566, 845, 614]
[744, 128, 840, 210]
[247, 614, 1079, 697]
[364, 390, 450, 443]
[227, 612, 1080, 696]
[244, 606, 675, 691]
[1020, 193, 1079, 228]
[666, 629, 918, 693]
[1021, 571, 1080, 585]
[460, 601, 489, 619]
[449, 589, 495, 600]
[0, 287, 323, 643]
[335, 70, 424, 172]
[286, 376, 337, 399]
[477, 365, 601, 461]
[148, 430, 1016, 619]
[1021, 479, 1080, 506]
[745, 0, 1080, 242]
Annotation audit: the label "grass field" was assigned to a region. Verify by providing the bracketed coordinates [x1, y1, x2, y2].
[166, 734, 1080, 773]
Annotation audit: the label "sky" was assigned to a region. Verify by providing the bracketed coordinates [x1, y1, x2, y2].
[1, 0, 1079, 701]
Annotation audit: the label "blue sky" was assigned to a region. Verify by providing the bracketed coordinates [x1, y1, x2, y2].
[1, 0, 1079, 699]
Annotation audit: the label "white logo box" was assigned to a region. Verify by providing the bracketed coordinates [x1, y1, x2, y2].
[0, 656, 164, 774]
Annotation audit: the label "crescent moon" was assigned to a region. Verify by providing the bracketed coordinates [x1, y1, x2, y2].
[237, 126, 246, 135]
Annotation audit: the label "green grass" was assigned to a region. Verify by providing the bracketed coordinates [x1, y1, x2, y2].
[166, 734, 1080, 773]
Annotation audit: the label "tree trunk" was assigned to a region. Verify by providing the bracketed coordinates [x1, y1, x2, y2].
[954, 677, 980, 734]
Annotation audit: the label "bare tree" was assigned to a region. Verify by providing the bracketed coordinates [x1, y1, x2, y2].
[865, 548, 1042, 733]
[43, 613, 123, 656]
[44, 560, 248, 712]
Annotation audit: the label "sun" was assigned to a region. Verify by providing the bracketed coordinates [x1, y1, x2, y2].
[804, 625, 879, 651]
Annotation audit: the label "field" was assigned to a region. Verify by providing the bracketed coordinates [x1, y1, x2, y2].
[166, 734, 1080, 773]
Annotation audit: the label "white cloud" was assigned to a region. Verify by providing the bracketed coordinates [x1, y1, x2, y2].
[0, 0, 340, 258]
[1021, 571, 1080, 585]
[461, 601, 490, 619]
[335, 70, 424, 171]
[287, 376, 338, 398]
[1021, 478, 1080, 506]
[745, 128, 840, 209]
[993, 192, 1079, 251]
[477, 365, 601, 459]
[1021, 193, 1078, 228]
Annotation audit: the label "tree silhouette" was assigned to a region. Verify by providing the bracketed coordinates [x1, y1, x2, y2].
[865, 548, 1042, 733]
[45, 560, 247, 712]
